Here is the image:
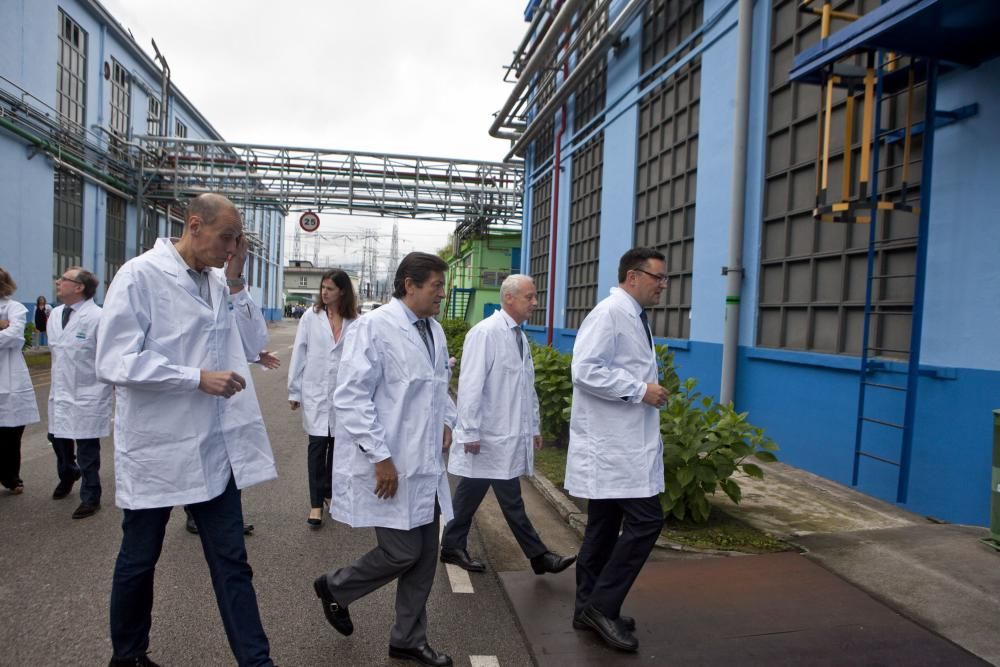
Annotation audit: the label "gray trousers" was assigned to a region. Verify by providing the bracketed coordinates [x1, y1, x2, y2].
[441, 477, 546, 560]
[326, 510, 440, 648]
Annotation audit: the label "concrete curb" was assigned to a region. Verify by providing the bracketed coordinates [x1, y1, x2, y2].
[527, 472, 749, 557]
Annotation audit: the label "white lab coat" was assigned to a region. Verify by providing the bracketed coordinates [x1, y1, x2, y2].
[47, 299, 113, 439]
[287, 307, 354, 437]
[0, 298, 39, 427]
[96, 238, 276, 510]
[331, 298, 457, 530]
[449, 309, 540, 480]
[565, 287, 664, 499]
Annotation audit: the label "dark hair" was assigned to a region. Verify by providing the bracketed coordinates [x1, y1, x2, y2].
[314, 268, 359, 318]
[392, 252, 448, 299]
[617, 247, 666, 283]
[0, 266, 15, 298]
[36, 295, 47, 308]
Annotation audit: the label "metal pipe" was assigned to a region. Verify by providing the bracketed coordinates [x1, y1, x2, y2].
[719, 0, 754, 406]
[489, 0, 585, 141]
[51, 155, 134, 201]
[151, 39, 170, 137]
[504, 0, 647, 160]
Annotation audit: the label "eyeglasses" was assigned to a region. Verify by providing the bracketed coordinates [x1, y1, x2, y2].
[56, 276, 83, 285]
[633, 268, 669, 284]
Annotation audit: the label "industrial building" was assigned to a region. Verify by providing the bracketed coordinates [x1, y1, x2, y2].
[503, 0, 1000, 524]
[0, 0, 284, 318]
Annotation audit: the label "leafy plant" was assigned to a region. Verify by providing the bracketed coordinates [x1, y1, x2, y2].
[23, 322, 35, 350]
[658, 361, 779, 523]
[439, 318, 470, 363]
[530, 342, 573, 445]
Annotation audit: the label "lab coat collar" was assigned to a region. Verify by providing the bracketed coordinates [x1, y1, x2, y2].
[497, 307, 522, 330]
[609, 286, 642, 319]
[154, 238, 219, 313]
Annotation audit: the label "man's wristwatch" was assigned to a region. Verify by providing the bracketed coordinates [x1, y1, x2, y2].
[226, 275, 245, 288]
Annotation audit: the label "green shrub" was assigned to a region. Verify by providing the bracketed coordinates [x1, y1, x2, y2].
[24, 322, 35, 350]
[530, 342, 573, 445]
[439, 318, 470, 361]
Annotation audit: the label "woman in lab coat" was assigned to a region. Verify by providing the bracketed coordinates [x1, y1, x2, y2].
[288, 268, 358, 528]
[0, 266, 40, 494]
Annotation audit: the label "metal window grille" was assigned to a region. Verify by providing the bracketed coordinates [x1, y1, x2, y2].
[634, 0, 703, 339]
[529, 173, 553, 326]
[175, 119, 187, 139]
[53, 169, 84, 280]
[56, 10, 87, 133]
[108, 59, 130, 157]
[147, 96, 161, 137]
[105, 194, 127, 283]
[758, 0, 923, 358]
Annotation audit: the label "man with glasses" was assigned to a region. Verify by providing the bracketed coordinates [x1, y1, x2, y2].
[47, 267, 112, 519]
[565, 247, 669, 653]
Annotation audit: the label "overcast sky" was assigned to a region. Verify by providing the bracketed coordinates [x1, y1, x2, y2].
[99, 0, 529, 270]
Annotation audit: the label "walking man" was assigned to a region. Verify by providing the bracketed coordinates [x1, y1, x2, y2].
[441, 274, 575, 576]
[97, 193, 277, 667]
[314, 252, 456, 667]
[567, 247, 670, 653]
[47, 266, 112, 519]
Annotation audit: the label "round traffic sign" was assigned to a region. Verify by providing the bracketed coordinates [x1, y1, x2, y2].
[299, 211, 320, 232]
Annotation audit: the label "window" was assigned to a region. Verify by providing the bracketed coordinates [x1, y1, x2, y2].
[106, 195, 127, 283]
[147, 96, 161, 136]
[175, 119, 187, 139]
[528, 174, 553, 326]
[139, 206, 158, 253]
[169, 218, 183, 238]
[108, 59, 130, 160]
[53, 169, 84, 280]
[634, 0, 703, 339]
[758, 0, 923, 358]
[480, 271, 510, 288]
[298, 275, 308, 287]
[56, 10, 87, 133]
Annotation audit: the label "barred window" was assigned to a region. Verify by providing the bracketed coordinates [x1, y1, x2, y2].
[109, 59, 130, 160]
[175, 119, 188, 139]
[106, 194, 127, 283]
[634, 0, 703, 339]
[147, 96, 161, 136]
[139, 207, 158, 253]
[53, 169, 84, 280]
[528, 174, 553, 326]
[56, 10, 87, 133]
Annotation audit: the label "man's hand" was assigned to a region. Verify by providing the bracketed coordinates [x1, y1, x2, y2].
[199, 370, 246, 398]
[374, 458, 399, 499]
[0, 319, 9, 330]
[443, 425, 453, 452]
[289, 400, 300, 410]
[464, 441, 481, 455]
[225, 233, 249, 282]
[257, 350, 280, 369]
[533, 435, 543, 451]
[641, 383, 669, 408]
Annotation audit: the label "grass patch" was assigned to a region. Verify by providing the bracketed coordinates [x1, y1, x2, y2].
[24, 352, 51, 369]
[533, 444, 790, 554]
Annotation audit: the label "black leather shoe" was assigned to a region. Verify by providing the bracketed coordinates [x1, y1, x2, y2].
[388, 643, 453, 666]
[530, 551, 576, 575]
[574, 612, 636, 632]
[108, 653, 162, 666]
[185, 514, 199, 534]
[440, 547, 485, 572]
[72, 502, 100, 519]
[313, 576, 353, 636]
[52, 473, 80, 500]
[580, 606, 639, 652]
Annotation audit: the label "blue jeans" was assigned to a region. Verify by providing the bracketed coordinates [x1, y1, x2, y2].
[109, 475, 272, 666]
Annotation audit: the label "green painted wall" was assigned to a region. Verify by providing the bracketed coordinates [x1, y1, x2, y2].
[445, 231, 520, 325]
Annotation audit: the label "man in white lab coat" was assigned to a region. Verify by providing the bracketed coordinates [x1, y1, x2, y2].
[96, 193, 276, 667]
[46, 266, 112, 519]
[566, 247, 670, 653]
[441, 274, 576, 575]
[314, 252, 456, 667]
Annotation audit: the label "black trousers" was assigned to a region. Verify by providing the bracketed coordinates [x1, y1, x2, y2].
[575, 495, 663, 619]
[307, 434, 334, 508]
[0, 425, 26, 490]
[441, 476, 547, 560]
[49, 435, 102, 505]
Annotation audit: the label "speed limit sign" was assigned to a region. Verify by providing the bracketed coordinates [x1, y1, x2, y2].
[299, 211, 320, 232]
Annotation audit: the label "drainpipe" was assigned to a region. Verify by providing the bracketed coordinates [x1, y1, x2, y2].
[151, 39, 170, 139]
[546, 59, 569, 347]
[94, 24, 107, 275]
[719, 0, 753, 406]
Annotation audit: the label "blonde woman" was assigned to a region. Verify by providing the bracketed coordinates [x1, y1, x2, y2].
[0, 266, 40, 494]
[288, 269, 358, 528]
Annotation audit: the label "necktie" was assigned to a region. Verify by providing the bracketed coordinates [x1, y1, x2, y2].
[414, 319, 434, 361]
[639, 310, 653, 349]
[62, 306, 72, 328]
[513, 325, 524, 359]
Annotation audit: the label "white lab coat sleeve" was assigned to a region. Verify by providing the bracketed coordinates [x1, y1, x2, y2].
[531, 383, 541, 437]
[571, 311, 647, 402]
[287, 315, 309, 403]
[454, 327, 492, 443]
[95, 267, 200, 391]
[229, 289, 267, 362]
[333, 324, 391, 463]
[0, 303, 26, 349]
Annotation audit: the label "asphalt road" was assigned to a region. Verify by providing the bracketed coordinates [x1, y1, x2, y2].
[0, 319, 564, 666]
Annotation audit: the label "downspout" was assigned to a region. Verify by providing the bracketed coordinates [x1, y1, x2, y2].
[94, 25, 107, 274]
[719, 0, 753, 406]
[546, 60, 569, 347]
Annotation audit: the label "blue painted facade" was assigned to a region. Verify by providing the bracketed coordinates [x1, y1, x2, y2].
[0, 0, 284, 319]
[518, 0, 1000, 524]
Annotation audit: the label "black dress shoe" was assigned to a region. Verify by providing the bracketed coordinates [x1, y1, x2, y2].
[580, 606, 639, 652]
[439, 547, 486, 572]
[72, 502, 100, 519]
[530, 551, 576, 575]
[388, 643, 453, 666]
[574, 612, 636, 632]
[313, 576, 353, 636]
[52, 473, 80, 500]
[108, 653, 162, 666]
[185, 514, 199, 534]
